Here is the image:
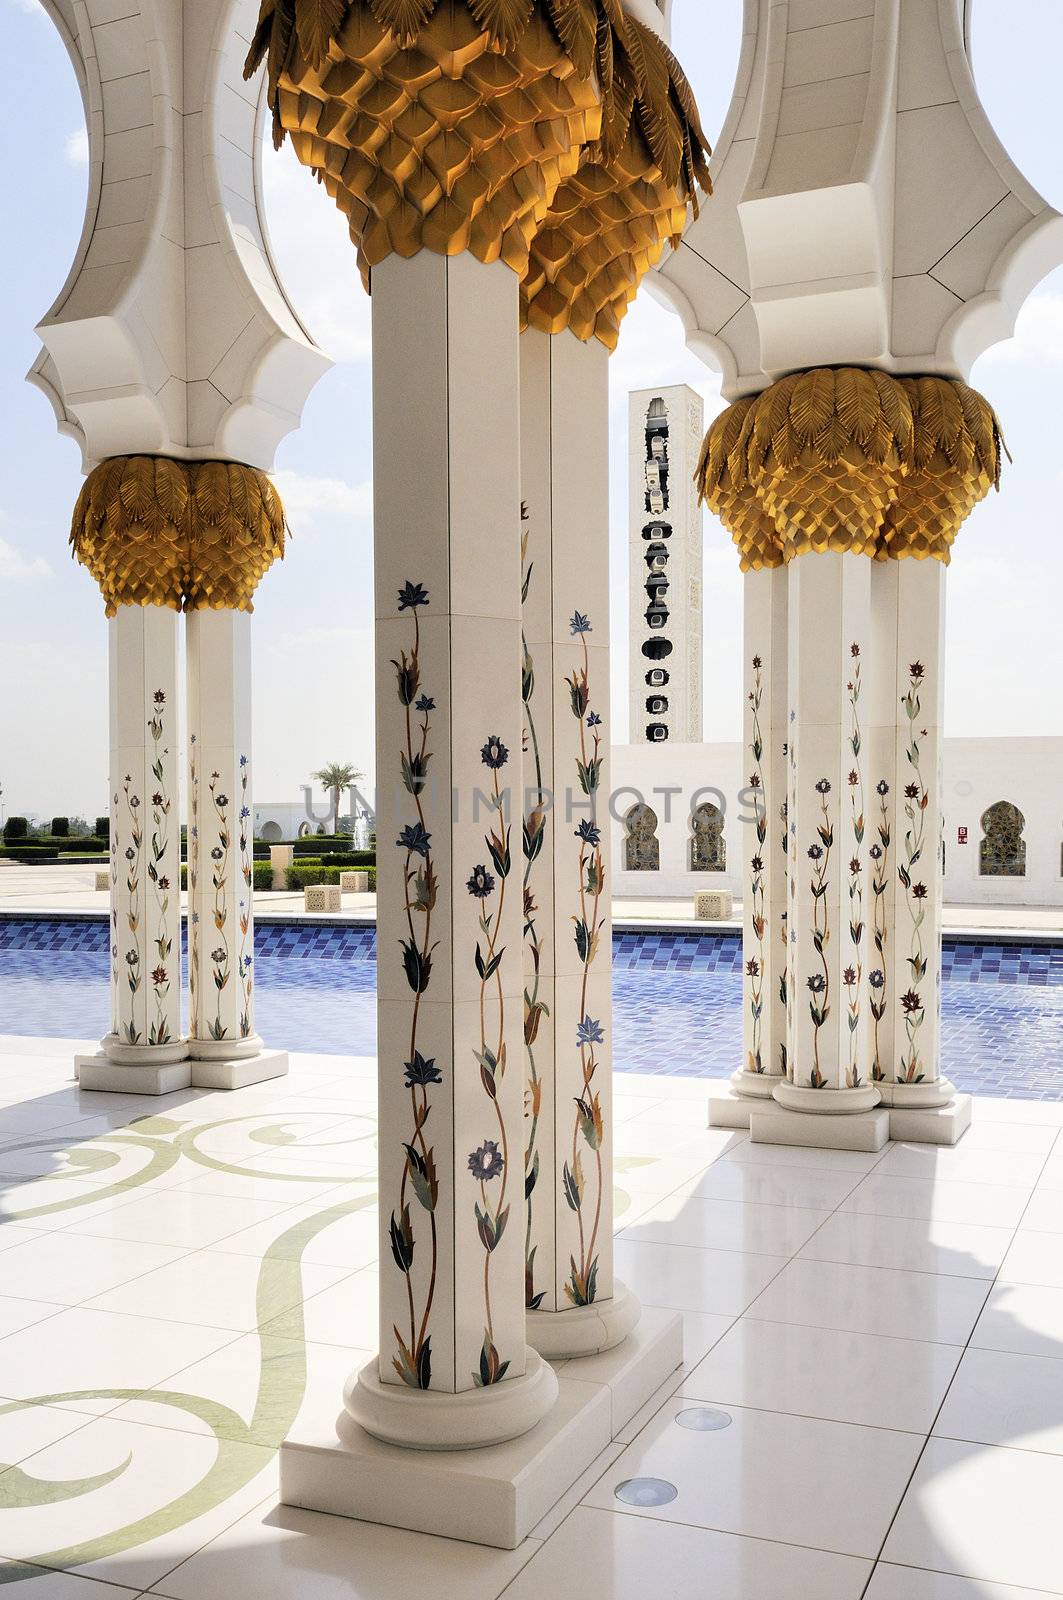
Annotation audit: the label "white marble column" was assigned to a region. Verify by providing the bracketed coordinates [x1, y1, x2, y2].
[77, 604, 189, 1094]
[868, 559, 900, 1093]
[737, 566, 789, 1098]
[770, 551, 882, 1141]
[518, 327, 638, 1359]
[185, 608, 287, 1090]
[876, 558, 966, 1137]
[345, 252, 556, 1446]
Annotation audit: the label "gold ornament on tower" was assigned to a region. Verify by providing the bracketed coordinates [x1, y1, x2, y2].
[244, 0, 710, 345]
[696, 368, 1004, 568]
[70, 456, 288, 615]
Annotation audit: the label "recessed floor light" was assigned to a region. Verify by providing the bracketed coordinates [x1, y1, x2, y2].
[676, 1406, 733, 1431]
[614, 1477, 678, 1507]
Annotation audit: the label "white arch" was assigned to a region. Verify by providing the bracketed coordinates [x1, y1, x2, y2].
[30, 0, 330, 470]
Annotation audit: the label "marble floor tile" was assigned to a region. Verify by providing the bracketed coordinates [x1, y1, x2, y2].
[0, 1565, 146, 1596]
[260, 1263, 378, 1349]
[0, 1413, 276, 1590]
[797, 1212, 1013, 1279]
[0, 1231, 188, 1307]
[505, 1507, 870, 1600]
[0, 1306, 238, 1414]
[612, 1237, 787, 1317]
[875, 1145, 1046, 1189]
[682, 1318, 962, 1433]
[865, 1565, 1062, 1599]
[62, 1192, 293, 1252]
[149, 1501, 540, 1600]
[719, 1141, 887, 1175]
[85, 1249, 349, 1334]
[883, 1436, 1063, 1592]
[998, 1230, 1063, 1289]
[746, 1257, 991, 1343]
[620, 1195, 831, 1256]
[841, 1174, 1031, 1228]
[1018, 1191, 1063, 1234]
[584, 1397, 923, 1558]
[971, 1282, 1063, 1359]
[685, 1161, 862, 1210]
[934, 1346, 1063, 1455]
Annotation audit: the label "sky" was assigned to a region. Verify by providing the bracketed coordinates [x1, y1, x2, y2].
[1, 0, 1061, 823]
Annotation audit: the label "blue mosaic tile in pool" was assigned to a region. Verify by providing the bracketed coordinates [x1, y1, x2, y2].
[0, 918, 1060, 1099]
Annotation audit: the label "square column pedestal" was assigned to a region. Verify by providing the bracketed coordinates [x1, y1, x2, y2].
[279, 255, 680, 1547]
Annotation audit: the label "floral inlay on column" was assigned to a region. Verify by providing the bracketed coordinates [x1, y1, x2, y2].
[898, 660, 929, 1082]
[391, 580, 440, 1392]
[778, 784, 789, 1078]
[147, 690, 173, 1046]
[844, 645, 865, 1089]
[467, 731, 514, 1386]
[188, 736, 200, 1039]
[870, 778, 891, 1081]
[238, 755, 253, 1038]
[746, 654, 767, 1074]
[121, 773, 143, 1044]
[520, 517, 548, 1312]
[208, 773, 232, 1041]
[806, 777, 833, 1089]
[563, 610, 606, 1308]
[109, 786, 119, 1037]
[786, 718, 797, 1076]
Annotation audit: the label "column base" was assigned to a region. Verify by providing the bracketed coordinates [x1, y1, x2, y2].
[732, 1068, 782, 1099]
[189, 1033, 267, 1063]
[889, 1094, 972, 1146]
[526, 1280, 640, 1361]
[75, 1047, 191, 1097]
[875, 1077, 958, 1110]
[344, 1348, 558, 1452]
[189, 1049, 289, 1091]
[751, 1099, 890, 1152]
[280, 1312, 683, 1549]
[773, 1080, 881, 1115]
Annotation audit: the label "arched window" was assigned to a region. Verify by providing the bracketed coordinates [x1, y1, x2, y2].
[690, 802, 726, 872]
[623, 804, 659, 871]
[979, 801, 1026, 877]
[259, 820, 283, 842]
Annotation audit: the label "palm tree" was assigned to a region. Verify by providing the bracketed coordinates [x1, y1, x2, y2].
[312, 762, 362, 836]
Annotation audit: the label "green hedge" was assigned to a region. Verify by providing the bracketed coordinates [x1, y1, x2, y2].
[51, 817, 70, 837]
[291, 835, 363, 856]
[174, 861, 374, 893]
[95, 816, 110, 841]
[3, 817, 28, 841]
[286, 863, 376, 891]
[0, 838, 107, 861]
[180, 862, 274, 893]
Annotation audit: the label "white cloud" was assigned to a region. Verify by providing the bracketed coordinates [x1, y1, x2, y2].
[0, 538, 49, 581]
[272, 469, 372, 530]
[262, 142, 372, 364]
[64, 127, 88, 166]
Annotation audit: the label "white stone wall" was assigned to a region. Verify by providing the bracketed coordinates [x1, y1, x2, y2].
[611, 737, 1063, 909]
